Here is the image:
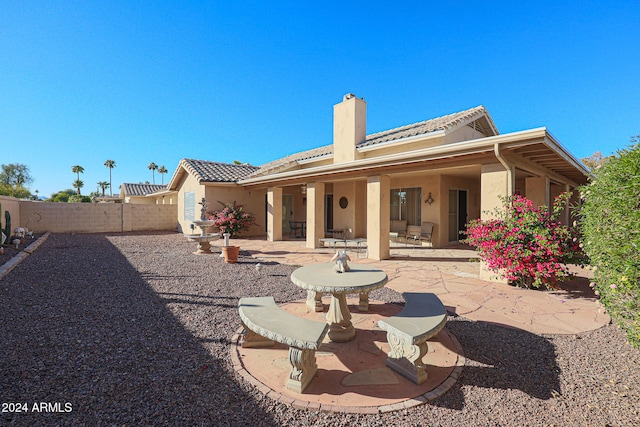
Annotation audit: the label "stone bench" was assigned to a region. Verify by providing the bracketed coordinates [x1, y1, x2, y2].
[238, 296, 329, 393]
[377, 292, 448, 385]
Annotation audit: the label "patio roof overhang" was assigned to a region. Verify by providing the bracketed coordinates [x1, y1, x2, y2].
[145, 189, 177, 197]
[238, 128, 590, 189]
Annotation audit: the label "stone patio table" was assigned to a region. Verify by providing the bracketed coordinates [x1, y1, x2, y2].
[290, 263, 388, 342]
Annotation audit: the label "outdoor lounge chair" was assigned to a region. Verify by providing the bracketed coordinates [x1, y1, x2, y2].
[406, 222, 434, 247]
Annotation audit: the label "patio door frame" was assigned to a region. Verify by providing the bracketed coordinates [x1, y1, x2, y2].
[324, 194, 334, 234]
[448, 189, 468, 242]
[282, 194, 294, 233]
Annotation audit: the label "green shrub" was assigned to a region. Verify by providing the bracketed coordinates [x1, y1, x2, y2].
[68, 195, 91, 203]
[579, 140, 640, 348]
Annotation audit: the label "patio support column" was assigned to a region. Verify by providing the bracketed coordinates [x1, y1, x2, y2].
[367, 175, 390, 260]
[267, 187, 283, 242]
[480, 164, 511, 283]
[481, 163, 513, 220]
[306, 182, 325, 249]
[525, 176, 550, 211]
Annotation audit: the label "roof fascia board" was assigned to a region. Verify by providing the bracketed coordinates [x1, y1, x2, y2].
[167, 160, 189, 191]
[542, 129, 592, 178]
[202, 181, 239, 187]
[357, 130, 445, 153]
[297, 153, 333, 164]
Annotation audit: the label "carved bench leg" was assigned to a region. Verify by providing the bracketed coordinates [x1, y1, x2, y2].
[385, 333, 429, 384]
[286, 347, 318, 393]
[240, 322, 275, 348]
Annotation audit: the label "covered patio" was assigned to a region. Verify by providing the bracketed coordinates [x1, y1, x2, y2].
[239, 95, 589, 270]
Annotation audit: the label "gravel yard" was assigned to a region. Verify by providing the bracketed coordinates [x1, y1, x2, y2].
[1, 232, 639, 426]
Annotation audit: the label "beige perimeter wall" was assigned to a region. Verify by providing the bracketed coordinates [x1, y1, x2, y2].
[17, 200, 177, 233]
[0, 196, 21, 234]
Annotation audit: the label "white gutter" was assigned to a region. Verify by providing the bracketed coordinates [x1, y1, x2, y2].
[494, 143, 514, 195]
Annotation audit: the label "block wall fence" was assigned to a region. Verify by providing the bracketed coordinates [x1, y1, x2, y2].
[1, 197, 178, 233]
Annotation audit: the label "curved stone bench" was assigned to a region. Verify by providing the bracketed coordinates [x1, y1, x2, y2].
[238, 296, 329, 393]
[377, 292, 448, 385]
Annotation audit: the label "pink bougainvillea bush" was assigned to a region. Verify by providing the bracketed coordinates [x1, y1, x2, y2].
[208, 201, 257, 238]
[463, 193, 584, 290]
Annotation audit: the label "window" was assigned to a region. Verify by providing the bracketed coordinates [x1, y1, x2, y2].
[184, 192, 195, 221]
[390, 187, 421, 225]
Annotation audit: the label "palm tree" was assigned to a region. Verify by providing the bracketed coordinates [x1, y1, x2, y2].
[158, 165, 168, 184]
[104, 159, 116, 196]
[97, 181, 110, 197]
[72, 179, 84, 195]
[71, 165, 84, 194]
[147, 162, 158, 184]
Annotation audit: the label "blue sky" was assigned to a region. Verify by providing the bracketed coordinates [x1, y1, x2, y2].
[2, 1, 639, 198]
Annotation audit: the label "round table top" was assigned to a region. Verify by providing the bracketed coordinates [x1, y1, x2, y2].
[290, 263, 388, 294]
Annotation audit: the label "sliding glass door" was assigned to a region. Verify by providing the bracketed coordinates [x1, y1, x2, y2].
[448, 189, 468, 242]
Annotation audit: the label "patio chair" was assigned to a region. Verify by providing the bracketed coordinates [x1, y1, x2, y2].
[406, 225, 422, 247]
[289, 221, 304, 238]
[389, 220, 407, 243]
[419, 222, 434, 246]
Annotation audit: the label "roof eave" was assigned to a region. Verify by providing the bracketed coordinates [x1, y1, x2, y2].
[542, 128, 592, 178]
[238, 127, 586, 187]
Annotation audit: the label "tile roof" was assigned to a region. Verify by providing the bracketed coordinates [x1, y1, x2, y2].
[250, 144, 333, 177]
[122, 183, 167, 196]
[358, 105, 492, 147]
[250, 105, 494, 177]
[180, 159, 259, 183]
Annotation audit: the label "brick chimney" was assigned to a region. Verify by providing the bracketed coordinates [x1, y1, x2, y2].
[333, 93, 366, 164]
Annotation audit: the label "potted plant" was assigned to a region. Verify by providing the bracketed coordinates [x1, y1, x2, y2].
[208, 201, 257, 263]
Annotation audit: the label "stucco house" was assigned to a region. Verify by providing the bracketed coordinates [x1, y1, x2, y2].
[164, 94, 590, 265]
[165, 159, 264, 234]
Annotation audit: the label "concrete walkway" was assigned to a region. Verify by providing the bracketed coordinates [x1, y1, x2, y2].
[231, 237, 610, 335]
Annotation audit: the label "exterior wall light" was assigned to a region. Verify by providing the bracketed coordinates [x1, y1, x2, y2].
[425, 192, 435, 205]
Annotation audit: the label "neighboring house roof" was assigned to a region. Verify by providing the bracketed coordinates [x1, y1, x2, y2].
[167, 158, 260, 190]
[180, 159, 259, 182]
[250, 105, 497, 177]
[121, 183, 167, 197]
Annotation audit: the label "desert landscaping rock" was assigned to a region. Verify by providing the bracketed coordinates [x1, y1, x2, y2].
[1, 232, 638, 426]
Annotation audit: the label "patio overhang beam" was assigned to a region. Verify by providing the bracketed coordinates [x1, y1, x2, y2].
[503, 152, 582, 187]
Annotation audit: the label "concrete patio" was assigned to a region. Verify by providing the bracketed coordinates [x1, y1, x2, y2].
[231, 237, 610, 336]
[228, 237, 611, 413]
